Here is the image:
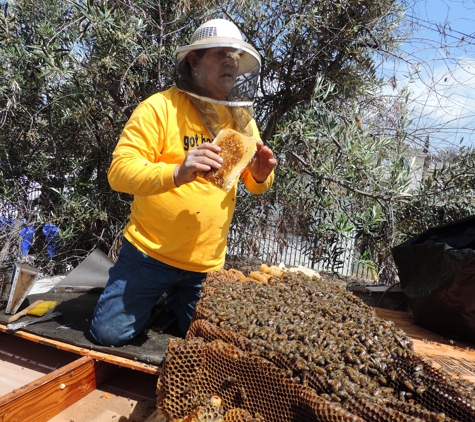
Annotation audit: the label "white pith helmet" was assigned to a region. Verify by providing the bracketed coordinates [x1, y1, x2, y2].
[175, 18, 261, 77]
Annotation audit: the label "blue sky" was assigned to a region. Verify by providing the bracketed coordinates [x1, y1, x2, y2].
[381, 0, 475, 150]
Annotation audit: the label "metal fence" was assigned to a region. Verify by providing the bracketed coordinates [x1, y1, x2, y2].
[227, 223, 372, 280]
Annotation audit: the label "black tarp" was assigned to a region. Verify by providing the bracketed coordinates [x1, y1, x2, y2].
[392, 215, 475, 342]
[0, 291, 179, 366]
[0, 248, 181, 365]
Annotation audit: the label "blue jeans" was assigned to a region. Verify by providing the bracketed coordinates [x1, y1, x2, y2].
[89, 239, 205, 346]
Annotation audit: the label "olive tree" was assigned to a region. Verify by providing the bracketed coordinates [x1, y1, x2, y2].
[0, 0, 205, 271]
[1, 0, 410, 274]
[8, 0, 468, 282]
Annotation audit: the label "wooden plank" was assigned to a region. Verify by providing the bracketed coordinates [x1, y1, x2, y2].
[374, 308, 475, 383]
[0, 355, 116, 422]
[374, 308, 446, 342]
[5, 263, 38, 314]
[49, 367, 158, 422]
[0, 333, 76, 396]
[411, 339, 475, 383]
[0, 324, 160, 375]
[373, 307, 475, 345]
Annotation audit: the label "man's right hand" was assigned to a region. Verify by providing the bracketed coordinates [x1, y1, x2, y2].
[173, 143, 223, 187]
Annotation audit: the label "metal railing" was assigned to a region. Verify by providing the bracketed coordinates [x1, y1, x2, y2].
[227, 223, 372, 280]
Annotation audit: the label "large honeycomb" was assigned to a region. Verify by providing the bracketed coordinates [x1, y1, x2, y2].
[157, 268, 475, 421]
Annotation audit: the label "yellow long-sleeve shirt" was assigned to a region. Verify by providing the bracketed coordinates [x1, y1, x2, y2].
[108, 86, 274, 272]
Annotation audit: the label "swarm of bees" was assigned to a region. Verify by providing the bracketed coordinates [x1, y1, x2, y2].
[157, 268, 475, 421]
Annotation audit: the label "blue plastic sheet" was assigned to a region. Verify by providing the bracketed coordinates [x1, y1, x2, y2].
[42, 223, 59, 258]
[0, 216, 13, 228]
[20, 226, 35, 256]
[0, 218, 59, 259]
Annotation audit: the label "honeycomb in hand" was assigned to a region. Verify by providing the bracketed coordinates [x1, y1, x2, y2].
[201, 129, 257, 191]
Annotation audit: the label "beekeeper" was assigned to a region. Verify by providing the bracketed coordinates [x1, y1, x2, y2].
[90, 18, 277, 346]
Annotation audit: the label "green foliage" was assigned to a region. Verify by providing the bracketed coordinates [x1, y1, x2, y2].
[3, 0, 473, 284]
[263, 76, 475, 282]
[206, 0, 406, 140]
[0, 0, 204, 270]
[397, 148, 475, 237]
[265, 79, 414, 281]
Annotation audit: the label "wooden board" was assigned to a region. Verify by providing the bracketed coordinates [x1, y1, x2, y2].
[0, 356, 116, 422]
[0, 331, 160, 422]
[0, 332, 77, 396]
[5, 263, 38, 314]
[0, 291, 175, 368]
[375, 307, 475, 383]
[0, 323, 160, 375]
[49, 367, 159, 422]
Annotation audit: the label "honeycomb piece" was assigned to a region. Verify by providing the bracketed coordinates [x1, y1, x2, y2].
[286, 265, 320, 278]
[158, 269, 475, 422]
[259, 264, 284, 278]
[258, 264, 271, 273]
[268, 266, 284, 277]
[201, 129, 257, 191]
[158, 338, 365, 421]
[248, 271, 271, 283]
[227, 268, 249, 281]
[223, 408, 253, 421]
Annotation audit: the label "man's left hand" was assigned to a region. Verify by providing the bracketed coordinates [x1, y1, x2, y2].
[248, 141, 277, 183]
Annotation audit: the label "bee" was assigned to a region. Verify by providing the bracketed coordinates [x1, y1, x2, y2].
[367, 366, 379, 376]
[365, 382, 379, 393]
[330, 393, 341, 402]
[313, 365, 327, 376]
[389, 370, 398, 382]
[413, 364, 424, 373]
[335, 389, 349, 399]
[224, 376, 237, 386]
[330, 379, 342, 393]
[359, 362, 369, 374]
[415, 385, 426, 395]
[403, 380, 415, 392]
[343, 352, 358, 364]
[181, 382, 194, 396]
[239, 387, 247, 402]
[294, 358, 308, 371]
[344, 380, 360, 396]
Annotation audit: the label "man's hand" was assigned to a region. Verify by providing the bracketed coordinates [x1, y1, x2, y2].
[174, 143, 223, 187]
[247, 141, 277, 183]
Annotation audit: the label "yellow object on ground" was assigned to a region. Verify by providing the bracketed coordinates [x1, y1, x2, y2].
[27, 301, 57, 316]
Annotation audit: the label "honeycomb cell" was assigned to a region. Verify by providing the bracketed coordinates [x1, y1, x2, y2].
[157, 269, 475, 421]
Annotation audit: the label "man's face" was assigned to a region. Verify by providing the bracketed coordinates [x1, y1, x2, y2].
[189, 47, 242, 100]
